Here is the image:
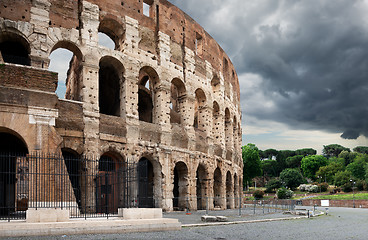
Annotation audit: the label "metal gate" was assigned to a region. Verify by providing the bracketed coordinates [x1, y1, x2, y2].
[0, 152, 140, 221]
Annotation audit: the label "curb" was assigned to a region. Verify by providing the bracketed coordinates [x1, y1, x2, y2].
[182, 216, 310, 228]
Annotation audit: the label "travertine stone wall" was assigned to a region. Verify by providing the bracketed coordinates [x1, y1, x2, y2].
[0, 0, 243, 211]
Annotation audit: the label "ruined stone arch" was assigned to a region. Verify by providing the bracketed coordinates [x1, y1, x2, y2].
[138, 66, 160, 123]
[98, 18, 125, 51]
[99, 55, 125, 117]
[170, 78, 186, 124]
[172, 161, 189, 210]
[233, 115, 238, 149]
[50, 40, 84, 100]
[211, 74, 220, 94]
[193, 88, 207, 131]
[234, 173, 239, 207]
[212, 101, 221, 143]
[0, 30, 31, 66]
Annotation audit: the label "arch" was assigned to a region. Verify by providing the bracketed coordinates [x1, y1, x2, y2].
[0, 31, 30, 66]
[96, 151, 125, 214]
[234, 173, 239, 208]
[226, 171, 233, 209]
[138, 66, 160, 123]
[99, 56, 125, 117]
[0, 130, 28, 216]
[170, 78, 186, 124]
[50, 41, 83, 100]
[224, 108, 232, 148]
[212, 101, 221, 143]
[211, 75, 220, 93]
[193, 88, 207, 130]
[233, 116, 238, 150]
[98, 18, 125, 51]
[196, 163, 208, 210]
[138, 157, 157, 208]
[173, 161, 189, 210]
[213, 167, 222, 208]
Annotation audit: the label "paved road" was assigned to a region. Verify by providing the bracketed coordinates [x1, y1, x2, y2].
[2, 207, 368, 240]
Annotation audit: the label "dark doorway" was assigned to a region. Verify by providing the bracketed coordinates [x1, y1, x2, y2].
[96, 155, 120, 214]
[0, 132, 28, 216]
[196, 164, 206, 210]
[138, 158, 154, 208]
[213, 167, 222, 208]
[173, 162, 188, 210]
[62, 149, 81, 210]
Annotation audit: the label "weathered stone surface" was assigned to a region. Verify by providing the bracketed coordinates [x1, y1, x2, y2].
[0, 0, 243, 212]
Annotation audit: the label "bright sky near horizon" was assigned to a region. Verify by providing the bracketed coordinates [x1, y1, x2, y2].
[50, 1, 368, 154]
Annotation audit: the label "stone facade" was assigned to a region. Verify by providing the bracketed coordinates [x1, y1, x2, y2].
[0, 0, 242, 211]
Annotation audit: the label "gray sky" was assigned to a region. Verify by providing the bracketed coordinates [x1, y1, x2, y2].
[168, 0, 368, 152]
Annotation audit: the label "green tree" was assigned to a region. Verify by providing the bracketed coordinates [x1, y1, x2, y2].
[260, 149, 278, 160]
[295, 148, 317, 156]
[323, 144, 350, 158]
[279, 168, 305, 190]
[316, 160, 345, 184]
[265, 178, 282, 192]
[338, 150, 358, 166]
[301, 155, 328, 180]
[242, 143, 262, 189]
[285, 155, 304, 169]
[346, 158, 366, 180]
[276, 150, 296, 175]
[334, 170, 352, 186]
[353, 146, 368, 154]
[261, 159, 278, 177]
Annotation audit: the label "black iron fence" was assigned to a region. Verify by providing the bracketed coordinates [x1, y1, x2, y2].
[0, 152, 153, 221]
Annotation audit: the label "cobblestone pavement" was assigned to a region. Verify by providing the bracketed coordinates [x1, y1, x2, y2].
[2, 207, 368, 240]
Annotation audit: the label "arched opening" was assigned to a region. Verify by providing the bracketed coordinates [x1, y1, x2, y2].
[49, 41, 83, 100]
[62, 148, 81, 210]
[193, 88, 206, 131]
[0, 32, 30, 66]
[224, 108, 232, 148]
[233, 116, 238, 150]
[138, 67, 159, 123]
[213, 167, 222, 208]
[0, 130, 28, 216]
[226, 171, 233, 209]
[96, 152, 124, 214]
[170, 78, 186, 124]
[234, 173, 239, 208]
[212, 101, 220, 143]
[98, 18, 125, 51]
[211, 75, 220, 93]
[138, 157, 154, 208]
[99, 56, 124, 117]
[173, 161, 188, 210]
[196, 164, 207, 210]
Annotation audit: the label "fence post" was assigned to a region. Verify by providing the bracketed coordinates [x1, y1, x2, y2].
[253, 199, 256, 214]
[238, 196, 241, 216]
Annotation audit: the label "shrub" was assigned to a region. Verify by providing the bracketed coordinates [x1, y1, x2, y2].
[253, 190, 265, 199]
[277, 187, 293, 199]
[342, 183, 352, 192]
[318, 182, 329, 192]
[334, 170, 351, 186]
[356, 180, 366, 191]
[265, 178, 282, 193]
[280, 168, 305, 190]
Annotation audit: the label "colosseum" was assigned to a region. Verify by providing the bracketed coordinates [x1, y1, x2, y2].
[0, 0, 242, 217]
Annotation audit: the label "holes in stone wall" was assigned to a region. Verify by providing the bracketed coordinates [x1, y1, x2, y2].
[224, 108, 232, 148]
[195, 32, 203, 57]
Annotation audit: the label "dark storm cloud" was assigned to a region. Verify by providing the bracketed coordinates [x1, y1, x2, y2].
[168, 0, 368, 139]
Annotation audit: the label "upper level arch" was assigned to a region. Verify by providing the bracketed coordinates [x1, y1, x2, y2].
[170, 78, 186, 124]
[193, 88, 207, 130]
[0, 31, 31, 66]
[99, 56, 125, 117]
[98, 18, 125, 51]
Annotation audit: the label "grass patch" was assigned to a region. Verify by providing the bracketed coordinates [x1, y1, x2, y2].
[310, 192, 368, 200]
